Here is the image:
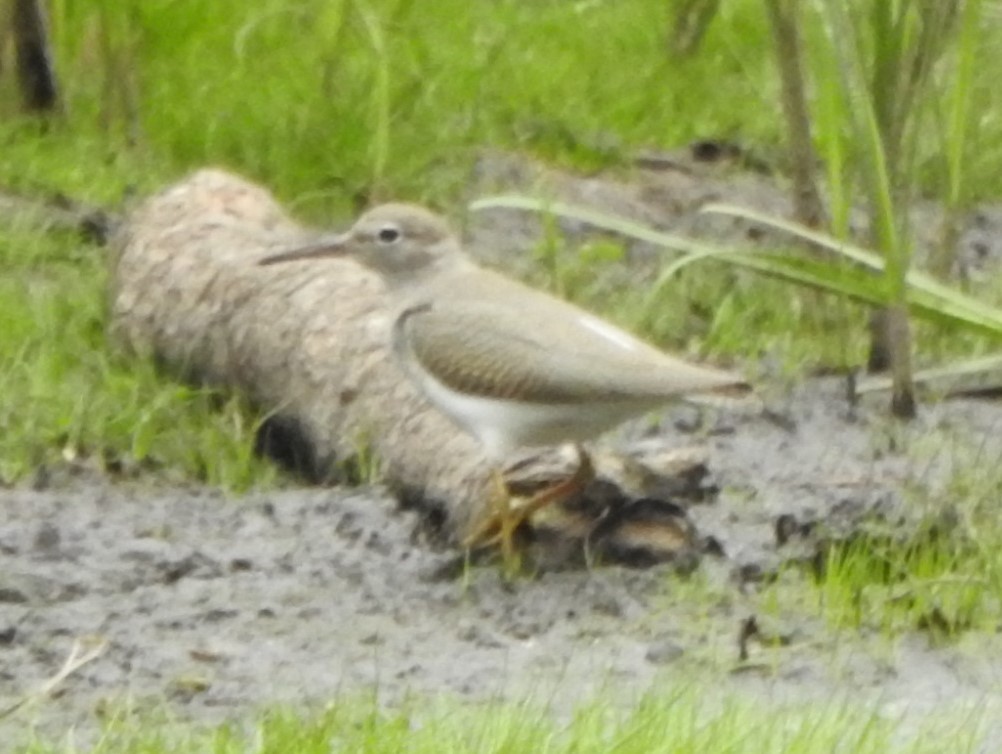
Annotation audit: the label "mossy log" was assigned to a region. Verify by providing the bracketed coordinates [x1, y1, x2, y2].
[108, 169, 713, 568]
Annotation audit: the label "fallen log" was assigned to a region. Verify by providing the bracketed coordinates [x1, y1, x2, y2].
[109, 169, 715, 568]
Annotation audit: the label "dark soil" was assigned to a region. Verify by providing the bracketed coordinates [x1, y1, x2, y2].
[4, 381, 1002, 748]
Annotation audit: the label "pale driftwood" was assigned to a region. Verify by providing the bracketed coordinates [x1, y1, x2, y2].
[109, 169, 709, 566]
[109, 169, 491, 535]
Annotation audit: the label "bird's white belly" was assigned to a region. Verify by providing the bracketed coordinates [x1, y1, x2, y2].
[412, 365, 651, 460]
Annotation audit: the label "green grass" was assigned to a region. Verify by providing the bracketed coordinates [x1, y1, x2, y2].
[10, 0, 782, 212]
[3, 0, 1002, 486]
[0, 0, 1000, 619]
[0, 0, 783, 489]
[5, 1, 1002, 747]
[0, 223, 275, 488]
[736, 420, 1002, 641]
[13, 686, 990, 754]
[1, 0, 1002, 628]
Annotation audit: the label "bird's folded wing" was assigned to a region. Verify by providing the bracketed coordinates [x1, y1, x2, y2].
[397, 298, 745, 405]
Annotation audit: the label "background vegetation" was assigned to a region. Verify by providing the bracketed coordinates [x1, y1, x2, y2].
[0, 0, 777, 486]
[5, 1, 1002, 749]
[3, 0, 1002, 487]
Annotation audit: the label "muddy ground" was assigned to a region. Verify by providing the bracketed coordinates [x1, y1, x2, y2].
[6, 149, 1002, 748]
[4, 379, 1002, 748]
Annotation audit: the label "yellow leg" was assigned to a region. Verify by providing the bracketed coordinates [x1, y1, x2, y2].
[511, 446, 594, 524]
[463, 468, 521, 572]
[491, 468, 519, 571]
[464, 446, 595, 571]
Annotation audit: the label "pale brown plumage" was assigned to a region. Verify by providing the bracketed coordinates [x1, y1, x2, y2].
[260, 203, 751, 564]
[396, 270, 743, 404]
[262, 202, 750, 458]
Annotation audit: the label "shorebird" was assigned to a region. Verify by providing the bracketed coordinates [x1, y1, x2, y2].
[260, 204, 750, 567]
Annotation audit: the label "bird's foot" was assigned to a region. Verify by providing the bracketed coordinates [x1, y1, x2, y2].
[464, 446, 595, 575]
[462, 469, 522, 575]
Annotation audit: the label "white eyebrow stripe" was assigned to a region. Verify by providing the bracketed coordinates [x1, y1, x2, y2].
[578, 314, 639, 351]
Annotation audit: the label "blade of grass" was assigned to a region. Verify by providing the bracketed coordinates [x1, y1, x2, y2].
[472, 194, 1002, 337]
[469, 194, 707, 254]
[703, 202, 1002, 335]
[856, 352, 1002, 395]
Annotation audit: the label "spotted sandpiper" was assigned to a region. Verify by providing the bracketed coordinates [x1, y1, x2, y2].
[260, 203, 750, 565]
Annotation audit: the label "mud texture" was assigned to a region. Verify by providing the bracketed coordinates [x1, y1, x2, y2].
[4, 381, 1002, 748]
[7, 149, 1002, 747]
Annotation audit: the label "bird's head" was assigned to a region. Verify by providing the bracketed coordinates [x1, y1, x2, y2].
[260, 203, 464, 285]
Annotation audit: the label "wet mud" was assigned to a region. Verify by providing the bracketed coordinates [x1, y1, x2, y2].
[7, 150, 1002, 746]
[4, 380, 1002, 747]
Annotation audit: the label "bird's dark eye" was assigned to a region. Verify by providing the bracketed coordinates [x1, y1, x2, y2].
[377, 225, 401, 244]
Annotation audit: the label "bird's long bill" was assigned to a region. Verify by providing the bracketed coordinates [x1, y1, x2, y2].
[258, 232, 351, 266]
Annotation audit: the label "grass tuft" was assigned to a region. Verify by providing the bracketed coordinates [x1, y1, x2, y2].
[10, 684, 993, 753]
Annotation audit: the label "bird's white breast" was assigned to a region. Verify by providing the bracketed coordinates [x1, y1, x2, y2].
[407, 357, 656, 460]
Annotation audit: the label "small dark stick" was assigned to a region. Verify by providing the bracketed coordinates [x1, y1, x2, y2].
[12, 0, 60, 112]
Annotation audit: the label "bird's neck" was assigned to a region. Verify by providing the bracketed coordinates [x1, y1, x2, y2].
[384, 255, 472, 293]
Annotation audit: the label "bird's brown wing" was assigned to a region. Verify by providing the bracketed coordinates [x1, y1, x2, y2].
[395, 283, 746, 405]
